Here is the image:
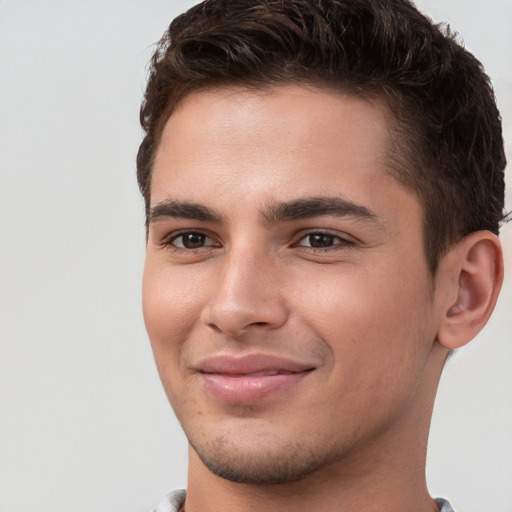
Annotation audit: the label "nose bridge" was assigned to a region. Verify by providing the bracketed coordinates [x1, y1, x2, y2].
[204, 239, 287, 335]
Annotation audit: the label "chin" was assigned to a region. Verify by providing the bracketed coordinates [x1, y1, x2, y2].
[189, 435, 337, 485]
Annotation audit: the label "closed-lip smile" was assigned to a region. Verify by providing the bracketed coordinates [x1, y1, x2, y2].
[196, 353, 316, 404]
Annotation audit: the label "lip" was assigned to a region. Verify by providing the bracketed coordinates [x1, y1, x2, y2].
[197, 353, 315, 404]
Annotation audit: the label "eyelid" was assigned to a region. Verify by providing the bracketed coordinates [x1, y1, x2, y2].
[294, 229, 357, 247]
[157, 227, 356, 253]
[162, 229, 222, 249]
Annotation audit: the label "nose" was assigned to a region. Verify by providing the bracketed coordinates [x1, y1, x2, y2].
[201, 247, 288, 337]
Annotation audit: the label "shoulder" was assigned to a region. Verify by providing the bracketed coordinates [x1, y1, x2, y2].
[151, 489, 186, 512]
[435, 497, 456, 512]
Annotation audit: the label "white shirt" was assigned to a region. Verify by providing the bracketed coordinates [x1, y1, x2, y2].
[151, 490, 456, 511]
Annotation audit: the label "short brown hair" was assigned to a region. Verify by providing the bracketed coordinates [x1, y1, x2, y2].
[137, 0, 507, 273]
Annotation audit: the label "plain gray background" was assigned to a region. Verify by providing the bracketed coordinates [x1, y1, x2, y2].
[0, 1, 510, 511]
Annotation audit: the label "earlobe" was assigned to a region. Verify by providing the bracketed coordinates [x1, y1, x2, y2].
[437, 231, 504, 350]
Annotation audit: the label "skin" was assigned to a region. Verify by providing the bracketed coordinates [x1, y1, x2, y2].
[142, 85, 500, 511]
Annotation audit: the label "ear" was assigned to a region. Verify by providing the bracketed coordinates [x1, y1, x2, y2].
[436, 231, 504, 350]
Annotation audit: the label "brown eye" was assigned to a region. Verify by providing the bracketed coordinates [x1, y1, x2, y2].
[297, 232, 354, 250]
[172, 232, 210, 249]
[307, 233, 335, 248]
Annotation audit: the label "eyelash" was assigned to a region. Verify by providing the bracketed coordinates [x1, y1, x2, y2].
[162, 231, 219, 252]
[162, 229, 355, 253]
[294, 231, 355, 252]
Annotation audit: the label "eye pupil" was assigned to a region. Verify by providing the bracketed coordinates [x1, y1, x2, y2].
[309, 233, 334, 248]
[182, 233, 205, 248]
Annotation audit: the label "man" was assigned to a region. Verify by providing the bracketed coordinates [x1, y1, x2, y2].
[137, 1, 506, 510]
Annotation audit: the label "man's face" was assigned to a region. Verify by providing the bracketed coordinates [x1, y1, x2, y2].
[143, 85, 443, 483]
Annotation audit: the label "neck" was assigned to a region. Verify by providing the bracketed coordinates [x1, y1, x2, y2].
[184, 343, 448, 512]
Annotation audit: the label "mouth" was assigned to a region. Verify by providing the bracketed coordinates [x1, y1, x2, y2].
[197, 354, 316, 404]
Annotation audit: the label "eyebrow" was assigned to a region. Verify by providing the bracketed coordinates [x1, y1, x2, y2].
[263, 196, 382, 225]
[149, 200, 222, 223]
[149, 196, 382, 227]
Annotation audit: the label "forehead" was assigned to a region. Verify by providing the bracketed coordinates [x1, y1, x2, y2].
[158, 85, 392, 152]
[153, 86, 395, 193]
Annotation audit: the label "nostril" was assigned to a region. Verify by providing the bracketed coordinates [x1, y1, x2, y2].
[207, 323, 224, 334]
[203, 284, 289, 336]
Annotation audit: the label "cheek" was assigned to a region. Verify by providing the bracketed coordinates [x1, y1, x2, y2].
[142, 262, 211, 408]
[294, 260, 434, 363]
[294, 265, 435, 427]
[142, 262, 206, 358]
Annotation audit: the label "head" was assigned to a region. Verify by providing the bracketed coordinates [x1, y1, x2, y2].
[138, 0, 506, 491]
[138, 0, 507, 274]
